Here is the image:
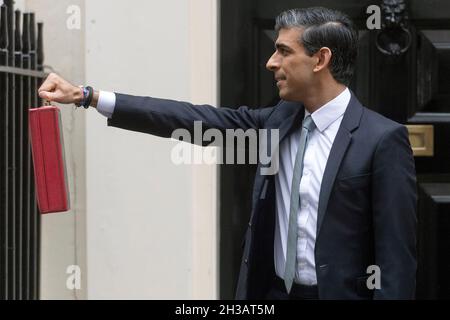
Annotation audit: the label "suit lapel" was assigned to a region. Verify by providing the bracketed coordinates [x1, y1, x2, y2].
[265, 103, 304, 145]
[253, 104, 303, 209]
[278, 107, 304, 143]
[265, 104, 304, 166]
[316, 93, 364, 238]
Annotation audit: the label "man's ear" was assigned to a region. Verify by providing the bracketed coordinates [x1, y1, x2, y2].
[313, 47, 332, 73]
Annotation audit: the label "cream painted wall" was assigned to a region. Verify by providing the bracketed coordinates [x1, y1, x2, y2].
[24, 0, 218, 300]
[25, 0, 87, 300]
[189, 0, 219, 300]
[14, 0, 24, 11]
[84, 0, 218, 299]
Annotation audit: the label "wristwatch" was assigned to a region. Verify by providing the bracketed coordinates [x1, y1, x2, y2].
[76, 86, 94, 109]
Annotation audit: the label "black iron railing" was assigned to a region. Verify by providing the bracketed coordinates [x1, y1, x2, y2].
[0, 0, 47, 300]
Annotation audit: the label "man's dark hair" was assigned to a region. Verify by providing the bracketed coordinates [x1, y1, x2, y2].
[275, 7, 358, 85]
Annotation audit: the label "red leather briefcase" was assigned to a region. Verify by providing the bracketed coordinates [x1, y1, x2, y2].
[29, 106, 70, 214]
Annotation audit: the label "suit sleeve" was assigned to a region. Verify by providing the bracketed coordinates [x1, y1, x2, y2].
[106, 93, 274, 145]
[372, 125, 417, 299]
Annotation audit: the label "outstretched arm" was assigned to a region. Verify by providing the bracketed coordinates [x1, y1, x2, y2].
[38, 73, 275, 143]
[107, 93, 272, 141]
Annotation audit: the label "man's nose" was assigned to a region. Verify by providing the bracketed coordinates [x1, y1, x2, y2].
[266, 52, 279, 72]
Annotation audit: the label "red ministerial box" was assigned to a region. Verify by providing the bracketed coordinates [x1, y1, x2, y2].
[29, 106, 70, 214]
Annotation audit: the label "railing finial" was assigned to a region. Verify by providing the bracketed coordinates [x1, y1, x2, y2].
[37, 22, 44, 70]
[0, 5, 8, 51]
[22, 12, 30, 55]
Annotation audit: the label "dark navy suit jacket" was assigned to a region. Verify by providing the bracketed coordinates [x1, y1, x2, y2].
[107, 92, 417, 300]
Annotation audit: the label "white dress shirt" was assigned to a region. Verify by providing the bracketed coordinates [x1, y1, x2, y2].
[96, 88, 351, 286]
[96, 91, 116, 118]
[274, 88, 351, 285]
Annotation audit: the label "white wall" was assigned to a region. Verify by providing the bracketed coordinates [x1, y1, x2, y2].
[189, 0, 220, 299]
[25, 0, 87, 300]
[84, 0, 218, 299]
[25, 0, 218, 300]
[14, 0, 25, 11]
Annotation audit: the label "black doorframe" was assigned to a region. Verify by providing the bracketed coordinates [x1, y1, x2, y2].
[219, 0, 256, 300]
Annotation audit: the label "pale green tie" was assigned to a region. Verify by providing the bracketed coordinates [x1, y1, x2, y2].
[284, 115, 316, 293]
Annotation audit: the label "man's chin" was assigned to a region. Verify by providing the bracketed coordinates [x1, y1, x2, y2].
[278, 89, 303, 102]
[278, 90, 294, 102]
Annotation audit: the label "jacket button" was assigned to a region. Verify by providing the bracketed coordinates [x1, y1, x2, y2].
[248, 222, 252, 228]
[244, 259, 248, 264]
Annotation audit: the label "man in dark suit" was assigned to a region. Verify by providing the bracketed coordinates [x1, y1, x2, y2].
[39, 7, 417, 300]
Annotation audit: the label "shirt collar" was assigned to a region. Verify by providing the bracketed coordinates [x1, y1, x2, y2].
[304, 87, 351, 133]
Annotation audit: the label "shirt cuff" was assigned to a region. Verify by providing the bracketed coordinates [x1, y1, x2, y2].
[97, 91, 116, 118]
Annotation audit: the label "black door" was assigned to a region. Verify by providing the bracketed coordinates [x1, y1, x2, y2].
[220, 0, 450, 299]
